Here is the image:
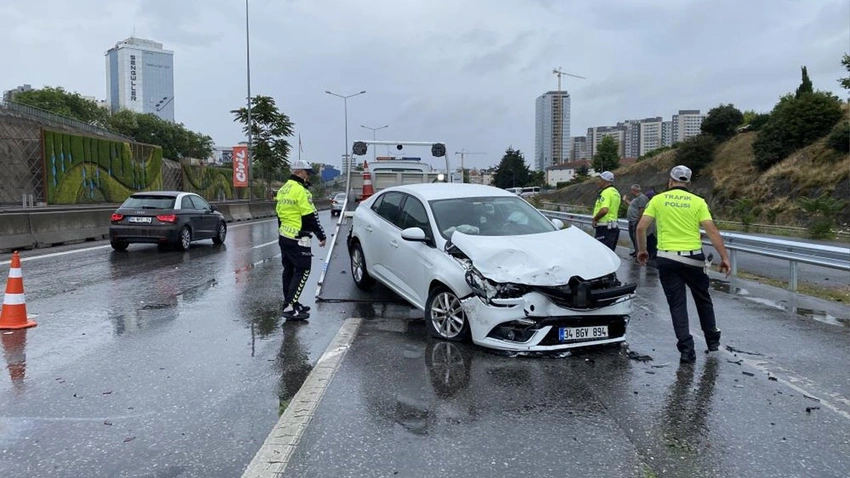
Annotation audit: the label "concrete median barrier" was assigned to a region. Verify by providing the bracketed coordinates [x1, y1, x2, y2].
[228, 204, 252, 222]
[29, 209, 110, 247]
[0, 214, 37, 252]
[248, 202, 275, 220]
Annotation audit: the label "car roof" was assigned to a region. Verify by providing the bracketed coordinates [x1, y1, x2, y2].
[381, 183, 517, 201]
[130, 191, 193, 198]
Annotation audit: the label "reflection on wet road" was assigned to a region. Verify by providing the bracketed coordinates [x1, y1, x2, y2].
[0, 212, 340, 478]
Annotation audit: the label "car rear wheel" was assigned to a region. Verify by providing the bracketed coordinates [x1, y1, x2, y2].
[350, 242, 375, 290]
[212, 222, 227, 245]
[425, 287, 470, 342]
[110, 240, 129, 251]
[175, 226, 191, 251]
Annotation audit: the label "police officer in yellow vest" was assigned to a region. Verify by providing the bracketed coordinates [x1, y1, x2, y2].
[636, 165, 731, 363]
[591, 171, 621, 251]
[276, 160, 327, 320]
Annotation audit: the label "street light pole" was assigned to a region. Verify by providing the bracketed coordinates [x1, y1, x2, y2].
[245, 0, 254, 202]
[360, 124, 389, 161]
[325, 90, 366, 201]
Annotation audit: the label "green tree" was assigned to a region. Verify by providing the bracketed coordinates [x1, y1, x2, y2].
[827, 121, 850, 153]
[701, 104, 744, 141]
[839, 53, 850, 90]
[529, 170, 545, 187]
[231, 95, 295, 187]
[106, 112, 213, 160]
[15, 86, 109, 127]
[491, 147, 531, 189]
[797, 193, 847, 239]
[592, 135, 620, 173]
[674, 134, 717, 177]
[753, 91, 844, 170]
[795, 66, 814, 98]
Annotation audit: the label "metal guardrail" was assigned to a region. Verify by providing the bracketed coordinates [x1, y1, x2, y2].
[539, 201, 850, 242]
[540, 209, 850, 292]
[0, 99, 131, 140]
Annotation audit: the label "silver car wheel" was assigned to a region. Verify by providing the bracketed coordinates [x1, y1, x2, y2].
[179, 227, 191, 250]
[430, 291, 465, 339]
[351, 247, 364, 282]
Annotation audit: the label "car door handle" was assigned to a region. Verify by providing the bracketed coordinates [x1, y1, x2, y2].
[365, 225, 373, 233]
[389, 240, 399, 248]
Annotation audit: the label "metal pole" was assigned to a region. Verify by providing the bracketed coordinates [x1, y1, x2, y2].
[344, 98, 349, 197]
[245, 0, 253, 202]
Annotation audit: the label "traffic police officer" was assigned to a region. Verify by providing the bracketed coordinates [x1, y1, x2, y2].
[276, 160, 327, 320]
[636, 165, 731, 363]
[591, 171, 621, 251]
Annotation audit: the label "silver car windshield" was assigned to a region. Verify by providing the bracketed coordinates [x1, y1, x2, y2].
[429, 196, 556, 238]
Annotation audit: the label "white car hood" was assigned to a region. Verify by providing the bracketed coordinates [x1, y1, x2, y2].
[451, 228, 621, 286]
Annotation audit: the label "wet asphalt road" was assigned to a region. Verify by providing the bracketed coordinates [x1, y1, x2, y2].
[1, 213, 849, 477]
[292, 223, 850, 478]
[0, 212, 341, 477]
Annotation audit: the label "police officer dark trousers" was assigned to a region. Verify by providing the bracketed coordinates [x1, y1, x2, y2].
[636, 165, 731, 363]
[276, 161, 327, 321]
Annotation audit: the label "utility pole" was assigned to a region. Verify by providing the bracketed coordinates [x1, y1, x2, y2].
[552, 67, 585, 166]
[454, 150, 486, 183]
[360, 124, 389, 161]
[245, 0, 254, 202]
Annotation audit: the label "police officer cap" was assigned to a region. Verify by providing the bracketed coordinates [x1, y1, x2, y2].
[670, 165, 692, 183]
[290, 160, 315, 174]
[600, 171, 614, 182]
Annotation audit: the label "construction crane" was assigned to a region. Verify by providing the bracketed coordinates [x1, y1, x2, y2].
[552, 67, 586, 165]
[455, 150, 486, 183]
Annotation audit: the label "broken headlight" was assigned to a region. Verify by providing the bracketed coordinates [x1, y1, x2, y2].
[465, 268, 528, 302]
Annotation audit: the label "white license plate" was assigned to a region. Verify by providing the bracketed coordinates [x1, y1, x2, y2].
[559, 326, 609, 341]
[128, 217, 152, 223]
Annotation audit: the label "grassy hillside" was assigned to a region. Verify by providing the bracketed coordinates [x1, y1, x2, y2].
[542, 118, 850, 231]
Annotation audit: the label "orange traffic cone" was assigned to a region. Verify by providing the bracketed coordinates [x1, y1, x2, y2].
[361, 160, 375, 200]
[0, 252, 37, 330]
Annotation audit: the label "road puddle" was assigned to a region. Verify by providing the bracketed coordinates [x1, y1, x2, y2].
[710, 279, 849, 327]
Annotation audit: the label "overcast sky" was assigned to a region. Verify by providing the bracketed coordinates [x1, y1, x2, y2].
[3, 0, 848, 170]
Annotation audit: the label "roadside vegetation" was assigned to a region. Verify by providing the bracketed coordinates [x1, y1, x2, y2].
[543, 54, 850, 241]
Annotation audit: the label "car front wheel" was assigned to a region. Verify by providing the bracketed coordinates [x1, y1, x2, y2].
[175, 226, 191, 251]
[212, 222, 227, 245]
[350, 242, 375, 290]
[425, 287, 470, 342]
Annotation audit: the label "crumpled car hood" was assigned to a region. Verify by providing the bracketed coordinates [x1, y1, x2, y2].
[450, 228, 621, 286]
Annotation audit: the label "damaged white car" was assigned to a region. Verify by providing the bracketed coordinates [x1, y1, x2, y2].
[347, 183, 636, 352]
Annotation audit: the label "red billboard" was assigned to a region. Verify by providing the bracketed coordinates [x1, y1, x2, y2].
[232, 145, 248, 188]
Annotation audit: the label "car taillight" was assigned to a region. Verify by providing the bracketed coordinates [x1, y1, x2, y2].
[156, 214, 177, 223]
[111, 213, 124, 222]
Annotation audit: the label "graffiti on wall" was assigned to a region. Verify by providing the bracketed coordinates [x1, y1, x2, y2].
[42, 129, 163, 204]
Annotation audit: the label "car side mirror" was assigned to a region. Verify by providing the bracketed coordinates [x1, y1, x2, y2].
[210, 204, 217, 211]
[401, 227, 429, 243]
[551, 218, 564, 229]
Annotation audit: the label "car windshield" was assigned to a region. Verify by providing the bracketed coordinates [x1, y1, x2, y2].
[121, 195, 176, 209]
[429, 196, 556, 238]
[334, 193, 346, 201]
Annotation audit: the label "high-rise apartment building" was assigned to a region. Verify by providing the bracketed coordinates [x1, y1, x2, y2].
[638, 117, 663, 156]
[534, 91, 571, 171]
[105, 37, 175, 121]
[587, 125, 626, 159]
[570, 136, 589, 161]
[661, 121, 673, 147]
[619, 120, 642, 159]
[671, 110, 705, 144]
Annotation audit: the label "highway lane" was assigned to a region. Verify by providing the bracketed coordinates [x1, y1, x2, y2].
[0, 211, 340, 478]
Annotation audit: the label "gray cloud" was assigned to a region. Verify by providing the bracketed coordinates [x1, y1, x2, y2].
[2, 0, 848, 171]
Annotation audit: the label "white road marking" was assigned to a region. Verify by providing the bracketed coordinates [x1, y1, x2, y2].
[240, 318, 362, 478]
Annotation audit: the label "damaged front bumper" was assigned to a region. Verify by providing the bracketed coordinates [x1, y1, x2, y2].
[461, 291, 633, 352]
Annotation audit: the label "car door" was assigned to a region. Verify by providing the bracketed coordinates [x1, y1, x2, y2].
[360, 191, 404, 288]
[391, 195, 435, 308]
[179, 195, 203, 237]
[189, 195, 216, 238]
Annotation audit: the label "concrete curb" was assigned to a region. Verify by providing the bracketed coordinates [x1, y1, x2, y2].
[241, 318, 363, 478]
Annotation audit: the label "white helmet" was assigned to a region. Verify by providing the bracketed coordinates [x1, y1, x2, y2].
[290, 160, 315, 174]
